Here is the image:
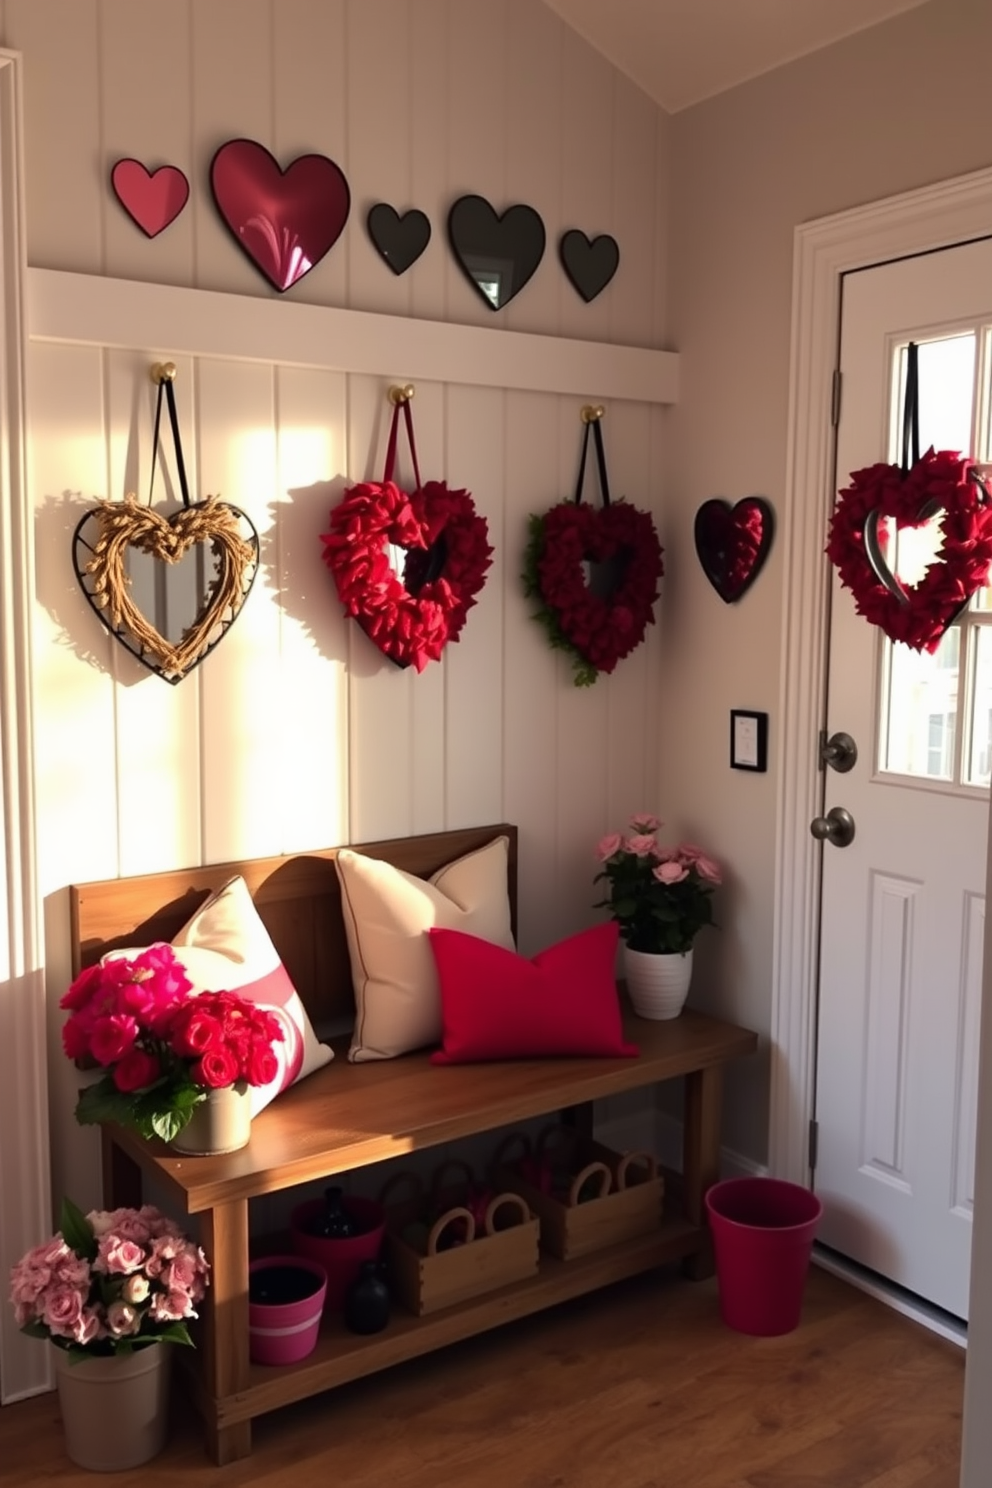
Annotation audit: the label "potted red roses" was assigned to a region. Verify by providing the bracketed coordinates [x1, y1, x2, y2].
[62, 945, 283, 1151]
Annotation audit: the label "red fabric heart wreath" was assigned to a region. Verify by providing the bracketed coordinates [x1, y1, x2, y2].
[321, 399, 492, 672]
[523, 412, 664, 686]
[826, 446, 992, 654]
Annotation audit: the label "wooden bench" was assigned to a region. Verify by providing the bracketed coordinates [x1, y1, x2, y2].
[70, 823, 758, 1465]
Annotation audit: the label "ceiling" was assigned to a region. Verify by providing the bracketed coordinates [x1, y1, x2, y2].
[541, 0, 931, 113]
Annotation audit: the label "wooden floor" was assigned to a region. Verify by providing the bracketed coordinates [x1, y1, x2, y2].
[2, 1265, 964, 1487]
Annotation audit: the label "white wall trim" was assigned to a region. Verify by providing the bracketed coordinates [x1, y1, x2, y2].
[770, 164, 992, 1191]
[27, 268, 680, 407]
[0, 48, 53, 1402]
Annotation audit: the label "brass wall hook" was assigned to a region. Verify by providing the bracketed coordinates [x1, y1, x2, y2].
[388, 383, 415, 405]
[580, 403, 604, 423]
[151, 361, 177, 385]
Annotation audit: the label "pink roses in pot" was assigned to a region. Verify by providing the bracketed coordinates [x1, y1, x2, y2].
[62, 944, 284, 1143]
[594, 814, 722, 955]
[10, 1198, 209, 1360]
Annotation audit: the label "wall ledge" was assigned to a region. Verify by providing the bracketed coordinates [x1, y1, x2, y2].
[27, 268, 679, 407]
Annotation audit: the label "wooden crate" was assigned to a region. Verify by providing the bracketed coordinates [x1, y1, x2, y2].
[495, 1133, 664, 1262]
[384, 1187, 539, 1317]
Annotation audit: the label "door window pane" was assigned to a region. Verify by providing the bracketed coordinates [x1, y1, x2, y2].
[967, 627, 992, 787]
[881, 625, 960, 779]
[875, 330, 990, 786]
[890, 334, 976, 462]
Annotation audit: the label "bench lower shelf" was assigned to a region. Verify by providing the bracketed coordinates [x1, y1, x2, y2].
[217, 1217, 699, 1428]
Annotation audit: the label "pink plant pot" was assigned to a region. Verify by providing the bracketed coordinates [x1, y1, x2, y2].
[248, 1255, 327, 1366]
[290, 1196, 386, 1312]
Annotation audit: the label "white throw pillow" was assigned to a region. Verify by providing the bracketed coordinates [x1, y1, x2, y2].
[336, 836, 514, 1062]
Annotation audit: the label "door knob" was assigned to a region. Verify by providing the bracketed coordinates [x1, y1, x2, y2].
[810, 806, 856, 847]
[819, 731, 858, 773]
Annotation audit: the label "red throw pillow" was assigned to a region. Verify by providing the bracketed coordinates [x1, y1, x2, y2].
[428, 921, 638, 1064]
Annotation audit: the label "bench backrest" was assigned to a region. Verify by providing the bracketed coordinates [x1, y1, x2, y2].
[70, 824, 518, 1032]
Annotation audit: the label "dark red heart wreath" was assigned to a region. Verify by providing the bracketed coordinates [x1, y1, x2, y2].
[826, 446, 992, 654]
[523, 413, 664, 686]
[321, 398, 492, 672]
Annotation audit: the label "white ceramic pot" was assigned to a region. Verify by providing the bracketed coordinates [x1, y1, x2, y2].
[53, 1341, 171, 1471]
[624, 946, 693, 1020]
[171, 1080, 251, 1156]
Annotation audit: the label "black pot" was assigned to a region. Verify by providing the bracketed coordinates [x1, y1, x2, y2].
[343, 1261, 390, 1335]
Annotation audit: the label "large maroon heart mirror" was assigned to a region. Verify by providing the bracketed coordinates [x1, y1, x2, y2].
[210, 139, 350, 292]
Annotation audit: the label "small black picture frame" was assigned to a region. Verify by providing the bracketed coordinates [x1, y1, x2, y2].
[730, 710, 768, 772]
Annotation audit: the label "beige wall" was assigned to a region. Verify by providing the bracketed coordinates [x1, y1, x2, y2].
[667, 0, 992, 1162]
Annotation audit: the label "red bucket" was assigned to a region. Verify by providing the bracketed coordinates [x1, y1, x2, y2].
[290, 1195, 386, 1313]
[705, 1177, 822, 1336]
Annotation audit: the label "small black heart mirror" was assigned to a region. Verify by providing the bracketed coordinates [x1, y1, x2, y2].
[447, 194, 545, 311]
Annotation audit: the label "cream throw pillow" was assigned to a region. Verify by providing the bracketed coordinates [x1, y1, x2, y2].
[337, 836, 514, 1062]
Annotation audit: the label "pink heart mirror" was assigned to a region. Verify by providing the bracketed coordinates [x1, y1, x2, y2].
[111, 159, 189, 238]
[210, 139, 350, 292]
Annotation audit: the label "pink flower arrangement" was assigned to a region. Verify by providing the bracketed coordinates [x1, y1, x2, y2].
[594, 814, 722, 955]
[62, 946, 284, 1142]
[10, 1198, 209, 1359]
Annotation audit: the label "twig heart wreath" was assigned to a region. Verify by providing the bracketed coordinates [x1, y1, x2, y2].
[827, 341, 992, 654]
[72, 363, 259, 683]
[522, 405, 664, 686]
[321, 386, 493, 672]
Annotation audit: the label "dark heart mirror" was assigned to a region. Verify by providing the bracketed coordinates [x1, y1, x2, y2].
[693, 497, 775, 604]
[447, 195, 545, 311]
[367, 204, 431, 276]
[559, 230, 620, 302]
[210, 139, 350, 293]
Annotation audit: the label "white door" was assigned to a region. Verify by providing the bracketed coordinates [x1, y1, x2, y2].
[815, 237, 992, 1321]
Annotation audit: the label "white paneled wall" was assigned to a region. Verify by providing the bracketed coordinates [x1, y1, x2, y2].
[2, 0, 672, 1274]
[3, 0, 668, 345]
[30, 332, 667, 908]
[28, 307, 670, 1219]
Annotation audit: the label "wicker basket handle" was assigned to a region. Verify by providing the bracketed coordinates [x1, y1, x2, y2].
[490, 1131, 532, 1171]
[430, 1157, 476, 1200]
[378, 1170, 426, 1211]
[536, 1123, 575, 1161]
[566, 1160, 612, 1207]
[616, 1152, 658, 1190]
[483, 1191, 531, 1235]
[427, 1205, 476, 1255]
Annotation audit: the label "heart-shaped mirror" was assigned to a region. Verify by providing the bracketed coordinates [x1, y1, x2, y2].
[367, 204, 431, 276]
[447, 195, 545, 311]
[73, 496, 259, 683]
[694, 497, 775, 604]
[559, 230, 619, 303]
[210, 139, 350, 292]
[111, 159, 190, 238]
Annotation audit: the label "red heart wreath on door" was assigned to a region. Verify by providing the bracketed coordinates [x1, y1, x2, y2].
[826, 447, 992, 653]
[321, 393, 492, 672]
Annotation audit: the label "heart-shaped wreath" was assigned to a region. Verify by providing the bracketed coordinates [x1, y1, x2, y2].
[75, 495, 259, 681]
[522, 410, 664, 686]
[826, 447, 992, 654]
[72, 366, 259, 683]
[321, 395, 492, 672]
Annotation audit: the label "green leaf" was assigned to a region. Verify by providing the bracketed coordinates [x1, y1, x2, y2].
[150, 1107, 187, 1143]
[59, 1197, 97, 1259]
[154, 1322, 194, 1347]
[21, 1319, 52, 1342]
